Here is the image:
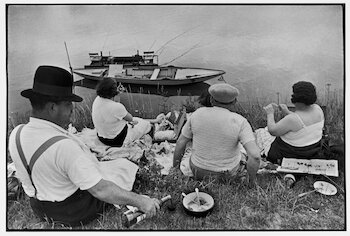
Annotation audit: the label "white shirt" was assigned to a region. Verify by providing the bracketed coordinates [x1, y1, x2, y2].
[8, 118, 102, 202]
[181, 106, 256, 172]
[92, 96, 128, 139]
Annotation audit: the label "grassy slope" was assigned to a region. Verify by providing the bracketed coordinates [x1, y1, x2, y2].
[7, 171, 345, 230]
[6, 95, 345, 230]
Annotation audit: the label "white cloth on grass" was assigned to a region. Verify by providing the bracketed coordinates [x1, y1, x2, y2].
[123, 117, 152, 146]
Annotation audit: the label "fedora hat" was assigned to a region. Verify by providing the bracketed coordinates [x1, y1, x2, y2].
[21, 65, 83, 102]
[208, 83, 239, 104]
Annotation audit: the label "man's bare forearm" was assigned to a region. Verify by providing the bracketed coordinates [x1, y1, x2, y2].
[173, 135, 189, 168]
[246, 156, 260, 182]
[88, 179, 145, 208]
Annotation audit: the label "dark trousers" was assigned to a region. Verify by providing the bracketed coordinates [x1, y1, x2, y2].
[189, 158, 243, 182]
[97, 124, 128, 147]
[30, 189, 109, 226]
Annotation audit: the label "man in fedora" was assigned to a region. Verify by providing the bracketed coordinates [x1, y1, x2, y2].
[173, 83, 261, 185]
[8, 65, 160, 226]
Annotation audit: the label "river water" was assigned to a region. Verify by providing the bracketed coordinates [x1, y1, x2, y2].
[7, 5, 344, 116]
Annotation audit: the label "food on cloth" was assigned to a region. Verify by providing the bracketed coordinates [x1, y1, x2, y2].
[154, 130, 176, 141]
[153, 111, 180, 141]
[156, 118, 174, 131]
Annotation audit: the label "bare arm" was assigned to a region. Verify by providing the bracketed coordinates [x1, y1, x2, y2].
[264, 103, 297, 136]
[173, 134, 191, 168]
[266, 114, 299, 137]
[123, 112, 134, 122]
[279, 104, 293, 115]
[243, 140, 261, 185]
[123, 112, 139, 126]
[88, 179, 160, 217]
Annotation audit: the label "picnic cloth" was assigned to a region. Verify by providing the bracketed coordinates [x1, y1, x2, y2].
[74, 128, 146, 162]
[255, 127, 276, 156]
[71, 127, 141, 191]
[123, 117, 152, 146]
[98, 158, 138, 191]
[71, 125, 277, 177]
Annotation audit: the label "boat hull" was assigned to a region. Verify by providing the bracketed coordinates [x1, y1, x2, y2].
[73, 66, 225, 86]
[73, 75, 226, 96]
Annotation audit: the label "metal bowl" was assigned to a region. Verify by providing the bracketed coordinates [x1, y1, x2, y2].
[182, 191, 214, 217]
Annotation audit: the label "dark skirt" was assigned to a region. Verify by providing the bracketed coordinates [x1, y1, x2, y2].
[97, 124, 128, 147]
[267, 136, 322, 164]
[30, 189, 109, 226]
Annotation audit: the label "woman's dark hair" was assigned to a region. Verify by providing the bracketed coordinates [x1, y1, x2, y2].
[198, 90, 213, 107]
[291, 81, 317, 105]
[96, 78, 119, 98]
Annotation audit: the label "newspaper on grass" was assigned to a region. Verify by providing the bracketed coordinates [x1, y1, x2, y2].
[277, 158, 338, 177]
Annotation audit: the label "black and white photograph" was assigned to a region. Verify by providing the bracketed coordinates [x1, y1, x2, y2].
[4, 2, 346, 231]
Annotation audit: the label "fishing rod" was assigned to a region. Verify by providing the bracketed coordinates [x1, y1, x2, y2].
[64, 41, 73, 75]
[64, 41, 78, 91]
[155, 25, 200, 55]
[160, 43, 200, 66]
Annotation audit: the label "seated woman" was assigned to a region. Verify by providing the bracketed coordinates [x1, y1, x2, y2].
[92, 78, 162, 147]
[264, 81, 324, 186]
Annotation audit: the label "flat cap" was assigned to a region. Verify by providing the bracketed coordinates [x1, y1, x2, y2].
[208, 83, 239, 104]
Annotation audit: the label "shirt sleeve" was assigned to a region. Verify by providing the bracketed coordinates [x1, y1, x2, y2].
[56, 140, 102, 190]
[238, 119, 256, 145]
[181, 118, 193, 139]
[113, 102, 128, 120]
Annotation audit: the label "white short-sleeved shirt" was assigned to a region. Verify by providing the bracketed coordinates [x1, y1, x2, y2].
[181, 106, 256, 172]
[92, 96, 128, 139]
[8, 118, 102, 202]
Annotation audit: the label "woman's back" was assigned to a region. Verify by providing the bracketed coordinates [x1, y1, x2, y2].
[282, 104, 324, 147]
[294, 104, 324, 127]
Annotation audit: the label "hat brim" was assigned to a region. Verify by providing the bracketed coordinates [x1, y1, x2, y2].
[21, 89, 83, 102]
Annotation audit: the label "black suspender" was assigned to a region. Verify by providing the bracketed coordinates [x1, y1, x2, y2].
[15, 125, 68, 198]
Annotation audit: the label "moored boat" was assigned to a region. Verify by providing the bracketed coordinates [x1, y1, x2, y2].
[73, 51, 225, 86]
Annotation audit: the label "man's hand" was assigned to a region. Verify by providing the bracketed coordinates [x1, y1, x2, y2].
[247, 175, 257, 188]
[138, 196, 161, 218]
[240, 173, 256, 188]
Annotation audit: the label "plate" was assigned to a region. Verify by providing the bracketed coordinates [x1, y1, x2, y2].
[183, 192, 214, 212]
[314, 181, 337, 196]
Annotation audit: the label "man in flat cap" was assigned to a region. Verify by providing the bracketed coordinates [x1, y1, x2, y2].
[8, 65, 160, 226]
[173, 83, 261, 185]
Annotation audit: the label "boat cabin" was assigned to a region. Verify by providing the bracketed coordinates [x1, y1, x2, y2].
[85, 51, 159, 69]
